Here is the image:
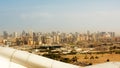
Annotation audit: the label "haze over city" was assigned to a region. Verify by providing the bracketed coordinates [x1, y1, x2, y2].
[1, 1, 120, 68]
[0, 0, 120, 35]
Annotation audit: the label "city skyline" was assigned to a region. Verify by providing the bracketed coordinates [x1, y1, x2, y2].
[0, 0, 120, 34]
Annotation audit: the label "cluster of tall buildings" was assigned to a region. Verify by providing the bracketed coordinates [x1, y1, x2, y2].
[2, 30, 116, 45]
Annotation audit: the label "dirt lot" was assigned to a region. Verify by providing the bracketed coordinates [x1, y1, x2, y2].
[61, 53, 120, 65]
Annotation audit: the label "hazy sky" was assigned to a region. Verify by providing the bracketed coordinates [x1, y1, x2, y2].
[0, 0, 120, 34]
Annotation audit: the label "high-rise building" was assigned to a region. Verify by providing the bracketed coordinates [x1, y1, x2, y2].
[22, 30, 26, 37]
[87, 30, 90, 36]
[13, 32, 18, 38]
[3, 31, 8, 39]
[108, 32, 115, 38]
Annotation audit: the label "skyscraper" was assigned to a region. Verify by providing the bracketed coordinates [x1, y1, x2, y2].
[3, 31, 8, 39]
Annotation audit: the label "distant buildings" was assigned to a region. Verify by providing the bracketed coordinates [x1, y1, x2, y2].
[3, 31, 8, 39]
[1, 30, 118, 46]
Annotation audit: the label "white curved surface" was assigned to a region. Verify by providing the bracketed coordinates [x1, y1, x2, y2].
[0, 56, 26, 68]
[0, 47, 80, 68]
[1, 47, 120, 68]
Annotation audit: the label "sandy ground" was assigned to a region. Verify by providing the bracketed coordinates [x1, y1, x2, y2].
[62, 53, 120, 65]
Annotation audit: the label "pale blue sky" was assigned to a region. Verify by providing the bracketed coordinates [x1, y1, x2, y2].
[0, 0, 120, 34]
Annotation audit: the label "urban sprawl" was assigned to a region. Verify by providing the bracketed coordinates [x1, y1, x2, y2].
[1, 30, 120, 66]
